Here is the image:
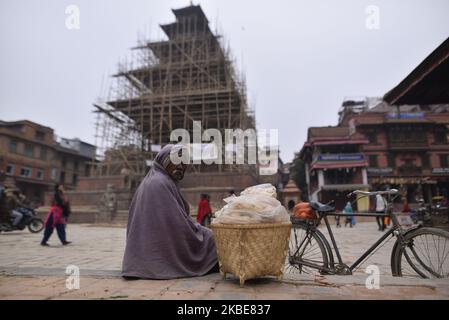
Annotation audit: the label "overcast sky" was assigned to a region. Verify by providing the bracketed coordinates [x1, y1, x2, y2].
[1, 0, 449, 162]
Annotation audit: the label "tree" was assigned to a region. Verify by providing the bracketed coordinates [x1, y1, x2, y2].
[290, 152, 308, 201]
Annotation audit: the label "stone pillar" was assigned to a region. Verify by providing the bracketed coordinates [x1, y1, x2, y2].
[362, 168, 368, 185]
[318, 170, 324, 188]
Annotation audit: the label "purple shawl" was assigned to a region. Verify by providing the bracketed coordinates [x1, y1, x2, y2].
[122, 144, 217, 279]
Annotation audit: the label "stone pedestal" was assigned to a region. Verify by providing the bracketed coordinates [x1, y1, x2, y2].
[95, 184, 118, 224]
[95, 210, 114, 223]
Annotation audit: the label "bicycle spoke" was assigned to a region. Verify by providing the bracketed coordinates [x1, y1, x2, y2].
[398, 229, 449, 278]
[285, 224, 328, 277]
[439, 238, 449, 274]
[414, 237, 433, 271]
[426, 234, 437, 272]
[404, 249, 428, 278]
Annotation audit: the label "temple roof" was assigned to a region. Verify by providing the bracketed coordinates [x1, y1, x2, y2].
[384, 36, 449, 105]
[282, 179, 301, 194]
[172, 5, 209, 22]
[160, 5, 213, 39]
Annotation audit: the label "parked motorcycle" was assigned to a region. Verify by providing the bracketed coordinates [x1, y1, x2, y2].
[0, 207, 44, 233]
[411, 201, 433, 227]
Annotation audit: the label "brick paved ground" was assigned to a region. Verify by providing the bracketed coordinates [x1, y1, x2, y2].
[0, 222, 448, 299]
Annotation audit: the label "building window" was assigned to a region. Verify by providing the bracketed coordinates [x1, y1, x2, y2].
[51, 168, 57, 181]
[434, 130, 447, 144]
[24, 144, 34, 157]
[369, 155, 378, 167]
[85, 164, 90, 177]
[9, 140, 17, 153]
[35, 131, 45, 142]
[422, 154, 430, 169]
[59, 171, 65, 184]
[20, 167, 32, 178]
[389, 125, 427, 148]
[388, 154, 396, 168]
[39, 146, 47, 161]
[440, 154, 448, 168]
[74, 160, 79, 172]
[324, 168, 356, 185]
[366, 132, 378, 144]
[36, 169, 44, 180]
[61, 158, 66, 169]
[72, 174, 78, 186]
[6, 163, 14, 175]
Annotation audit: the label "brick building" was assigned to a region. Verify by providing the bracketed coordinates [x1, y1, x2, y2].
[299, 125, 370, 211]
[340, 102, 449, 203]
[299, 36, 449, 206]
[0, 120, 95, 205]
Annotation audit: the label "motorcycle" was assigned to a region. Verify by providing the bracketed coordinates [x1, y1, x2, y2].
[411, 203, 433, 227]
[0, 207, 45, 233]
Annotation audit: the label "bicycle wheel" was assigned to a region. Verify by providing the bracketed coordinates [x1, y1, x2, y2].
[28, 218, 44, 233]
[393, 227, 449, 278]
[284, 222, 329, 276]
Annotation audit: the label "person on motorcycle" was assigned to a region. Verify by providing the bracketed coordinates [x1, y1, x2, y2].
[5, 187, 25, 227]
[0, 185, 10, 227]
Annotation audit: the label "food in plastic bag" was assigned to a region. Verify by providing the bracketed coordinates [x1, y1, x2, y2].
[240, 183, 277, 198]
[213, 184, 290, 224]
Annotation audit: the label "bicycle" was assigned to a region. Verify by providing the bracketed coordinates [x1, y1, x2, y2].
[285, 189, 449, 278]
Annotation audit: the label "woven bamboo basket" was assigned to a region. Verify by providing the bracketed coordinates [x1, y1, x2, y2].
[211, 222, 292, 287]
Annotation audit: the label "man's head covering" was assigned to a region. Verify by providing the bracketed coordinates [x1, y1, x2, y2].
[155, 144, 173, 169]
[155, 144, 189, 169]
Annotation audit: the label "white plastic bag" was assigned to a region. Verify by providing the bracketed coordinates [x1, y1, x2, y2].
[213, 184, 289, 224]
[240, 183, 277, 198]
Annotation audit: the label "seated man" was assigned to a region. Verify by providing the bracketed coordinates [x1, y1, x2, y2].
[122, 144, 218, 279]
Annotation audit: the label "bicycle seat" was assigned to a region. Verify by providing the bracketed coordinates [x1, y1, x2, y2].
[310, 201, 335, 213]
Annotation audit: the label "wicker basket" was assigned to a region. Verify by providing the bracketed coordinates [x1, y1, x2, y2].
[211, 222, 292, 287]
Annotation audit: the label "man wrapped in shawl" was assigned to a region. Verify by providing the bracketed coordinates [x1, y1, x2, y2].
[122, 144, 218, 279]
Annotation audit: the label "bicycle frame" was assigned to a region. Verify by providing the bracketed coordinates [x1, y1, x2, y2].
[291, 192, 409, 274]
[323, 212, 399, 272]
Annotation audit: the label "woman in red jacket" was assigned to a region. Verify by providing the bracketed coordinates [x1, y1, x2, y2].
[40, 184, 71, 246]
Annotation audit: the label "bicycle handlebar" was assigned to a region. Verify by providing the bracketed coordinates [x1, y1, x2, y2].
[348, 189, 399, 198]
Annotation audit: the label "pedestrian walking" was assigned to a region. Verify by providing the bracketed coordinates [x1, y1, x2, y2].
[197, 194, 213, 227]
[375, 193, 387, 231]
[343, 202, 355, 228]
[40, 184, 71, 246]
[335, 215, 341, 228]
